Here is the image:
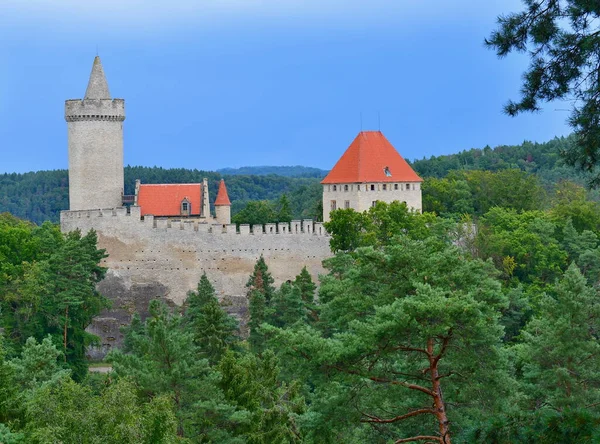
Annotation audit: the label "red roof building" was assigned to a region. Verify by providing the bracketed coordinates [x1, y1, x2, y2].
[136, 183, 204, 217]
[321, 131, 422, 184]
[322, 131, 422, 222]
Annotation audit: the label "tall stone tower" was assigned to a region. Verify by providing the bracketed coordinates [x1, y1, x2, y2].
[65, 56, 125, 211]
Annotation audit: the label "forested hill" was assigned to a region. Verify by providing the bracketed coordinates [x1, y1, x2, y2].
[0, 166, 324, 225]
[0, 134, 592, 225]
[217, 165, 328, 178]
[411, 134, 587, 186]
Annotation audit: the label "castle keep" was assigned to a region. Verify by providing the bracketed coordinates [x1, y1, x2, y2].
[60, 57, 421, 357]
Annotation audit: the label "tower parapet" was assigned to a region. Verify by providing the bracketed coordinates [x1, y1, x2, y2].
[65, 56, 125, 211]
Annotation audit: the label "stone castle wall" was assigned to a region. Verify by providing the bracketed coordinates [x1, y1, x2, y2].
[322, 182, 422, 221]
[61, 206, 332, 358]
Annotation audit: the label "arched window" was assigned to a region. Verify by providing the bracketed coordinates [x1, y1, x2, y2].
[181, 198, 191, 216]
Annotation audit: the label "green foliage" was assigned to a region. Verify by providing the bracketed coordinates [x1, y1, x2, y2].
[232, 200, 277, 226]
[23, 378, 178, 443]
[276, 194, 292, 223]
[423, 169, 544, 216]
[182, 273, 239, 364]
[0, 215, 109, 380]
[324, 201, 445, 253]
[109, 300, 221, 436]
[549, 180, 600, 233]
[476, 208, 567, 287]
[217, 165, 328, 178]
[293, 266, 316, 305]
[270, 282, 305, 328]
[0, 167, 324, 225]
[268, 236, 511, 442]
[246, 256, 276, 351]
[486, 1, 600, 185]
[467, 408, 600, 443]
[514, 264, 600, 411]
[219, 350, 304, 443]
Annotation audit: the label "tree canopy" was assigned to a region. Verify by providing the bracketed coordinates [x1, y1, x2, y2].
[486, 1, 600, 185]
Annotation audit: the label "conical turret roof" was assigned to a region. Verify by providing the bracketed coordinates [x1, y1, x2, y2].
[84, 56, 111, 99]
[215, 179, 231, 206]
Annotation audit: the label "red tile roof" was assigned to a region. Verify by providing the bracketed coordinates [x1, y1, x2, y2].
[321, 131, 422, 184]
[137, 183, 202, 216]
[214, 179, 231, 206]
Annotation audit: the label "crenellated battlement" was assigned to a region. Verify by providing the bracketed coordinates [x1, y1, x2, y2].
[65, 98, 125, 121]
[60, 207, 327, 237]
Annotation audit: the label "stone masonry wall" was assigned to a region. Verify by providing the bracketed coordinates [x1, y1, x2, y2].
[61, 207, 332, 359]
[322, 182, 422, 222]
[66, 99, 125, 211]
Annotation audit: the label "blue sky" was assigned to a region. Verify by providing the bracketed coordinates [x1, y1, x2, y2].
[0, 0, 570, 174]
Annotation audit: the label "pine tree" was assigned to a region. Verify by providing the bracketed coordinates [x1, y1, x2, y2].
[515, 263, 600, 411]
[109, 300, 231, 438]
[270, 282, 305, 328]
[182, 273, 238, 364]
[218, 349, 304, 443]
[246, 256, 276, 351]
[293, 266, 316, 305]
[246, 255, 275, 303]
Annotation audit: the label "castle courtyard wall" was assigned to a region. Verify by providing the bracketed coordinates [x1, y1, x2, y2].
[61, 207, 332, 358]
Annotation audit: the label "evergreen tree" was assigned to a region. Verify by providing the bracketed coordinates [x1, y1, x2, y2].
[270, 282, 305, 329]
[219, 349, 304, 443]
[486, 1, 600, 185]
[109, 300, 234, 439]
[268, 236, 512, 443]
[246, 255, 275, 303]
[293, 266, 316, 305]
[515, 264, 600, 411]
[182, 273, 238, 364]
[246, 256, 276, 351]
[293, 266, 318, 324]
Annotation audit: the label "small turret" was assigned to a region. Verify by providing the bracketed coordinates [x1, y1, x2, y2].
[214, 179, 231, 225]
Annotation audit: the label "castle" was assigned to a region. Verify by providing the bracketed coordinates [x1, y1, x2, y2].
[60, 57, 422, 357]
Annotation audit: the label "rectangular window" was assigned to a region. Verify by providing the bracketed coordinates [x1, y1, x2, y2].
[182, 203, 188, 211]
[330, 200, 337, 211]
[344, 200, 350, 209]
[382, 184, 387, 190]
[370, 184, 375, 191]
[344, 184, 349, 191]
[406, 183, 411, 191]
[394, 184, 399, 190]
[372, 200, 378, 207]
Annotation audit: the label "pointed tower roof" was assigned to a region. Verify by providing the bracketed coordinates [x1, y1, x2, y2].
[321, 131, 422, 184]
[84, 56, 111, 99]
[215, 179, 231, 206]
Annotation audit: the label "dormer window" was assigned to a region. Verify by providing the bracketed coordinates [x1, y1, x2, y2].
[181, 198, 191, 216]
[383, 166, 392, 177]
